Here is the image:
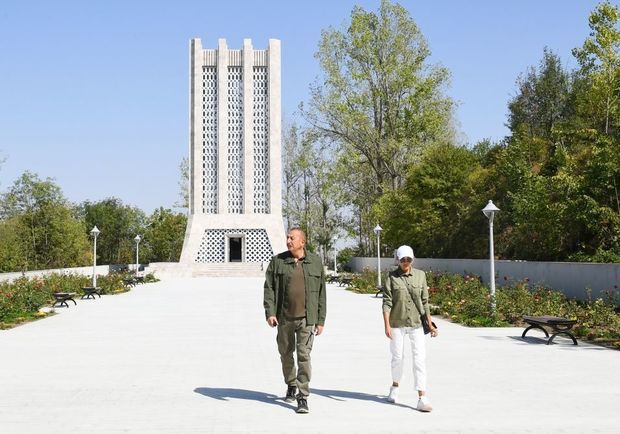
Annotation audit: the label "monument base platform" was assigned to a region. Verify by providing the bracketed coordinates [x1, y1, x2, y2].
[179, 214, 286, 265]
[146, 262, 267, 279]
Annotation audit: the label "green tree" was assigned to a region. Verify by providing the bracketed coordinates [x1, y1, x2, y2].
[142, 208, 187, 262]
[282, 123, 346, 262]
[303, 0, 454, 254]
[0, 172, 90, 271]
[176, 156, 189, 210]
[0, 217, 27, 271]
[500, 174, 570, 260]
[375, 143, 483, 258]
[282, 122, 308, 230]
[507, 48, 572, 139]
[565, 131, 620, 257]
[487, 13, 620, 262]
[308, 145, 348, 262]
[81, 198, 146, 265]
[1, 171, 65, 219]
[572, 0, 620, 135]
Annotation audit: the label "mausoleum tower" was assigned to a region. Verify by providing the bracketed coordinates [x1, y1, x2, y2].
[180, 38, 286, 264]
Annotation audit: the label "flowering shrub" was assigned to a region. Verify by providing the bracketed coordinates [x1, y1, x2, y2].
[97, 272, 127, 294]
[0, 271, 159, 329]
[1, 277, 49, 327]
[427, 272, 620, 347]
[427, 272, 499, 326]
[44, 273, 90, 294]
[1, 277, 50, 324]
[344, 269, 620, 348]
[348, 268, 380, 294]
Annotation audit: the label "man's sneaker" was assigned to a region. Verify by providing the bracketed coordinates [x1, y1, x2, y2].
[284, 385, 297, 403]
[296, 397, 309, 414]
[387, 386, 399, 403]
[416, 396, 433, 412]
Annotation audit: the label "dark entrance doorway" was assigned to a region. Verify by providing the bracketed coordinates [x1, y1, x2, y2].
[228, 237, 242, 262]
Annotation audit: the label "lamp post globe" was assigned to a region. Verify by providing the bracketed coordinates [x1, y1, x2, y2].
[90, 226, 100, 288]
[482, 200, 500, 222]
[134, 235, 141, 274]
[332, 237, 338, 276]
[482, 200, 500, 310]
[373, 224, 383, 289]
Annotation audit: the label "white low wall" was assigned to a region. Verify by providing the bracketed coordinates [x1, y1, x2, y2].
[349, 257, 620, 302]
[0, 264, 132, 283]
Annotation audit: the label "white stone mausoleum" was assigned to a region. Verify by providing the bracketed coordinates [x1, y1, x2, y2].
[179, 38, 286, 266]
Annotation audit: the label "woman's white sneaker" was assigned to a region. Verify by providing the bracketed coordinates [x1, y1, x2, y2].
[416, 396, 433, 412]
[387, 386, 399, 403]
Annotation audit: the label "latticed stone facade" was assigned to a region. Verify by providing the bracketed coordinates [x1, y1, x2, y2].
[180, 38, 286, 264]
[196, 229, 273, 263]
[201, 66, 218, 213]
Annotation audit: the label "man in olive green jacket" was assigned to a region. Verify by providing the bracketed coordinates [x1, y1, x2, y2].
[263, 228, 327, 414]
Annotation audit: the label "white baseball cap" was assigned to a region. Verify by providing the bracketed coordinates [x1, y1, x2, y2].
[396, 245, 414, 261]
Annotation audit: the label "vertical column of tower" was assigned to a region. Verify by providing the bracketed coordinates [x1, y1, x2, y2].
[242, 39, 254, 214]
[189, 38, 204, 215]
[216, 39, 229, 214]
[268, 39, 282, 217]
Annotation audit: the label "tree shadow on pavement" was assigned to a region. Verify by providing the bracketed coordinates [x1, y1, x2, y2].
[311, 388, 415, 410]
[193, 387, 292, 410]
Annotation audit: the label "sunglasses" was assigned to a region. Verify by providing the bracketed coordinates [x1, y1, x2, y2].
[399, 257, 413, 263]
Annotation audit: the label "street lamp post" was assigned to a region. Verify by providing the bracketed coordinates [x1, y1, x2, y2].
[134, 235, 141, 274]
[90, 226, 100, 288]
[482, 200, 500, 311]
[332, 238, 337, 276]
[373, 224, 383, 289]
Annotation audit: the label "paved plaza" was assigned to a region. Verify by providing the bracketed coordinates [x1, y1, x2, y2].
[0, 277, 618, 433]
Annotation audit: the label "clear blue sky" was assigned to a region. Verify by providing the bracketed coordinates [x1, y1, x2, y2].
[0, 0, 606, 213]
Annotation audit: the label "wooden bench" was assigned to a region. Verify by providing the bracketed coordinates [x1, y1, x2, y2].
[338, 277, 353, 287]
[81, 287, 101, 299]
[123, 278, 137, 288]
[521, 315, 578, 345]
[123, 276, 145, 288]
[327, 275, 340, 284]
[52, 292, 77, 308]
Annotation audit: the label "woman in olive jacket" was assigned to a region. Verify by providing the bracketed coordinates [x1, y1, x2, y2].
[382, 245, 438, 412]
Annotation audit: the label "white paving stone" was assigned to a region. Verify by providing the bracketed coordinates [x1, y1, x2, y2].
[0, 277, 618, 433]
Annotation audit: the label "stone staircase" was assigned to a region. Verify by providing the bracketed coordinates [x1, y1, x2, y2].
[191, 262, 265, 277]
[145, 262, 266, 278]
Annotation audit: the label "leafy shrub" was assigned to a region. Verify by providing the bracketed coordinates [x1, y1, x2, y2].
[347, 268, 380, 294]
[427, 271, 620, 347]
[44, 273, 90, 294]
[1, 277, 50, 325]
[336, 247, 357, 271]
[143, 273, 159, 283]
[567, 248, 620, 263]
[0, 270, 159, 328]
[428, 272, 503, 326]
[96, 272, 127, 294]
[342, 269, 620, 348]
